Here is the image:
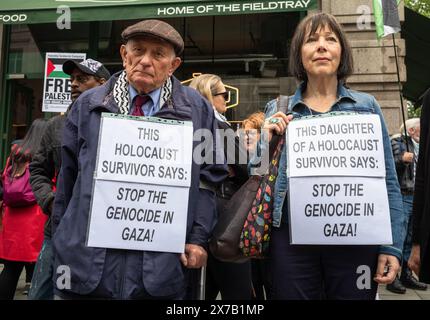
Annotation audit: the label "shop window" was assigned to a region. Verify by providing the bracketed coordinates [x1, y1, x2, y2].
[8, 50, 23, 74]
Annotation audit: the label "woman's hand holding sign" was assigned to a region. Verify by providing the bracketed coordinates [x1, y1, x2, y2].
[263, 112, 293, 141]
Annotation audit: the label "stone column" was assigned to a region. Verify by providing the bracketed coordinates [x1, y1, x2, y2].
[320, 0, 406, 134]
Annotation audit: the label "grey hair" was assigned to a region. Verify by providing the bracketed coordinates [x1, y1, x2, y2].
[400, 118, 420, 134]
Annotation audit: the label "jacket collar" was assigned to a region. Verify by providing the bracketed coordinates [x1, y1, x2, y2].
[289, 81, 357, 112]
[88, 72, 185, 113]
[88, 71, 121, 113]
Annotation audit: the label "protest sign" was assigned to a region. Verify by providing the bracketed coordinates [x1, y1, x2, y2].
[288, 176, 392, 244]
[87, 114, 193, 253]
[95, 114, 193, 187]
[288, 114, 385, 177]
[87, 180, 188, 253]
[287, 114, 392, 245]
[42, 52, 86, 112]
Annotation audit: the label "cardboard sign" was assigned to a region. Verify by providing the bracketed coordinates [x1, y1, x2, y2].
[288, 176, 392, 245]
[288, 114, 385, 178]
[87, 180, 188, 253]
[95, 115, 193, 187]
[287, 114, 392, 245]
[87, 114, 193, 253]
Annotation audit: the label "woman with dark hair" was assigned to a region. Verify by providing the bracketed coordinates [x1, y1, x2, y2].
[0, 118, 48, 299]
[258, 12, 404, 299]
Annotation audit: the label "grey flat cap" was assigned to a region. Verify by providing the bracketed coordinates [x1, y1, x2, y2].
[121, 19, 184, 55]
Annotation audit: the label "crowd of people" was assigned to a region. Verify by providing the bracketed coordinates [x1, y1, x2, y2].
[0, 13, 429, 300]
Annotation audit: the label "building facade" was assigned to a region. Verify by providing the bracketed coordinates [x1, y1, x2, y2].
[0, 0, 406, 164]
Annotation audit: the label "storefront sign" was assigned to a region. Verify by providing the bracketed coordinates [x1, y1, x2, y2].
[87, 114, 193, 253]
[156, 0, 316, 16]
[0, 0, 317, 24]
[42, 52, 86, 113]
[287, 114, 392, 245]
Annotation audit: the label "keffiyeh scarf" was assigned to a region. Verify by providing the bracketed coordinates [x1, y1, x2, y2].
[113, 71, 173, 115]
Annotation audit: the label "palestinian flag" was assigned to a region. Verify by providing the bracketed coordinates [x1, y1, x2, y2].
[373, 0, 401, 39]
[45, 57, 71, 78]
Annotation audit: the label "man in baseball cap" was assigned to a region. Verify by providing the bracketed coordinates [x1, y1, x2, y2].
[51, 19, 228, 300]
[63, 58, 110, 101]
[27, 58, 110, 300]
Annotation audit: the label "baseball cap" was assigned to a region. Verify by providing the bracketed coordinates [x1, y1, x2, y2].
[63, 58, 111, 80]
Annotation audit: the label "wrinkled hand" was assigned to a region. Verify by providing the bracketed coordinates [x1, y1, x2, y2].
[262, 112, 293, 141]
[408, 244, 421, 276]
[374, 254, 400, 284]
[402, 152, 414, 163]
[180, 244, 207, 269]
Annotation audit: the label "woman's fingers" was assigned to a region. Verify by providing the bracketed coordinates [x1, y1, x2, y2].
[265, 113, 293, 136]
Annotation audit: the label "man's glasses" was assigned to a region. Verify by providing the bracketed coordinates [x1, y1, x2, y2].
[214, 91, 230, 102]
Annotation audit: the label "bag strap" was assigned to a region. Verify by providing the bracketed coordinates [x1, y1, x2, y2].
[277, 95, 289, 114]
[268, 95, 289, 160]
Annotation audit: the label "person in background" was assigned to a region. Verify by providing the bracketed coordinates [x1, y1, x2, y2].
[387, 118, 427, 293]
[28, 58, 110, 300]
[242, 112, 265, 153]
[408, 89, 430, 285]
[189, 74, 251, 300]
[0, 119, 48, 299]
[241, 111, 271, 300]
[258, 12, 404, 299]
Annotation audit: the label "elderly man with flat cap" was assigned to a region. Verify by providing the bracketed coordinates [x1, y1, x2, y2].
[51, 19, 228, 299]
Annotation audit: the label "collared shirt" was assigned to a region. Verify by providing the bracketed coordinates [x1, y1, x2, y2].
[288, 82, 357, 116]
[128, 85, 161, 117]
[213, 108, 228, 123]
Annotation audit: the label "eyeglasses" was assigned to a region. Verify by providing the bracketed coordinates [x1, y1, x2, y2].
[214, 91, 230, 102]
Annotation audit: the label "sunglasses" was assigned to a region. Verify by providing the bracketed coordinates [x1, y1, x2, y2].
[214, 91, 230, 102]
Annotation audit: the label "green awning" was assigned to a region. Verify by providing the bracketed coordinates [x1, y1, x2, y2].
[402, 7, 430, 105]
[0, 0, 317, 24]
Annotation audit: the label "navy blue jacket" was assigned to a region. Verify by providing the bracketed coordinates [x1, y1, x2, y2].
[51, 72, 228, 299]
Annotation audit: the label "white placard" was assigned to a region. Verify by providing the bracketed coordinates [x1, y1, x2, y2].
[87, 114, 193, 252]
[42, 52, 86, 112]
[288, 114, 385, 177]
[87, 180, 188, 253]
[95, 115, 193, 187]
[288, 176, 392, 245]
